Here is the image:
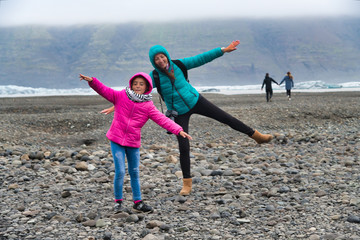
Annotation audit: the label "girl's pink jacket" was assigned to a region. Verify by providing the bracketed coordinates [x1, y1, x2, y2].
[89, 72, 183, 148]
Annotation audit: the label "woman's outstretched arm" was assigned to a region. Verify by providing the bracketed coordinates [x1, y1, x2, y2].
[101, 106, 115, 115]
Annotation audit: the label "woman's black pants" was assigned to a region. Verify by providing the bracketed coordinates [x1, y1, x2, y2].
[174, 94, 254, 178]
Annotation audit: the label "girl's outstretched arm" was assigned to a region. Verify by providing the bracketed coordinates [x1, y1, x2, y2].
[179, 131, 192, 140]
[79, 74, 93, 82]
[79, 74, 117, 104]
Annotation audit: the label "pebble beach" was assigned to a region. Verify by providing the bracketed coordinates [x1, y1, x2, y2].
[0, 91, 359, 240]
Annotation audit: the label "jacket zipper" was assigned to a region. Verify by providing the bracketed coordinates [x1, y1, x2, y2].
[123, 103, 136, 145]
[174, 84, 191, 110]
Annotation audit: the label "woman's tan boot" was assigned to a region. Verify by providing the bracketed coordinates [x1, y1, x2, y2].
[251, 130, 273, 144]
[180, 178, 192, 196]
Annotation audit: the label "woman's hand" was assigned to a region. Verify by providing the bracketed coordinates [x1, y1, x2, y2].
[223, 40, 240, 53]
[79, 74, 93, 82]
[179, 131, 192, 140]
[101, 106, 115, 115]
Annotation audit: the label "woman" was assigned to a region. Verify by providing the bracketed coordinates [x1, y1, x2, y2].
[279, 71, 294, 100]
[149, 40, 273, 195]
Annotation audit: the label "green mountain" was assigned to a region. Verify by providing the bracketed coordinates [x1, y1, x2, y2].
[0, 17, 359, 88]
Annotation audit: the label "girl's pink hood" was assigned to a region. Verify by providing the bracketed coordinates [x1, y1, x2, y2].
[128, 72, 153, 95]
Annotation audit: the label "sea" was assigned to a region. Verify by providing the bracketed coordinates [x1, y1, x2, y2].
[0, 80, 360, 98]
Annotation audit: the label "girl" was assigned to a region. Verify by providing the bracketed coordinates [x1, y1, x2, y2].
[79, 72, 192, 213]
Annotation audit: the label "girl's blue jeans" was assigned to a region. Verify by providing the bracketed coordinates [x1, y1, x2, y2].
[110, 141, 141, 201]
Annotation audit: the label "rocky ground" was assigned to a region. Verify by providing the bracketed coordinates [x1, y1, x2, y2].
[0, 92, 359, 240]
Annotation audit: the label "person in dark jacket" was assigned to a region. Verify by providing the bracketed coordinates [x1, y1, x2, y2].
[261, 73, 279, 102]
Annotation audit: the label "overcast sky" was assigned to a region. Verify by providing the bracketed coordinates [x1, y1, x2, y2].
[0, 0, 359, 26]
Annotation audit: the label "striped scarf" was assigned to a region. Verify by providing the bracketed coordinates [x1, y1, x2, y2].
[125, 87, 152, 102]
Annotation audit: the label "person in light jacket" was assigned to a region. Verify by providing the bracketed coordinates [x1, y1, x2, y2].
[279, 71, 294, 100]
[79, 72, 192, 214]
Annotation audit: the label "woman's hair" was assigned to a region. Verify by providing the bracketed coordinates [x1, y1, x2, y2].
[131, 76, 150, 93]
[165, 68, 176, 81]
[287, 71, 293, 79]
[154, 54, 175, 81]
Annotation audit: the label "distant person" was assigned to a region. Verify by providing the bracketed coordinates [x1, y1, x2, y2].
[79, 72, 192, 213]
[261, 73, 279, 102]
[279, 72, 294, 100]
[102, 40, 273, 196]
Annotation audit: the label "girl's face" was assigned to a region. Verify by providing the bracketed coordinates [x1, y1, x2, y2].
[131, 77, 147, 95]
[154, 53, 168, 70]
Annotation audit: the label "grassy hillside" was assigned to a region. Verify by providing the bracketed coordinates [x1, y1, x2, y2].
[0, 17, 359, 88]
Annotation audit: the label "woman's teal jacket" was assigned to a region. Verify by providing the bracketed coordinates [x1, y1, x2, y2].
[149, 45, 224, 115]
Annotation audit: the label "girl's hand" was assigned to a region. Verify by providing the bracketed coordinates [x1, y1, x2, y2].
[101, 106, 115, 115]
[179, 131, 192, 140]
[223, 40, 240, 53]
[79, 74, 93, 82]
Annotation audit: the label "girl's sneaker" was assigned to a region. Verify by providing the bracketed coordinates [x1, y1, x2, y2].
[114, 201, 124, 213]
[133, 201, 153, 213]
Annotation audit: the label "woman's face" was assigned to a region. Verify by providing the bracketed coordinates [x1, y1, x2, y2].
[131, 77, 147, 95]
[154, 53, 168, 70]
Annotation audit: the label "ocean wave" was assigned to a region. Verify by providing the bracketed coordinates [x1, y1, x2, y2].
[0, 85, 96, 97]
[196, 81, 360, 94]
[1, 81, 360, 97]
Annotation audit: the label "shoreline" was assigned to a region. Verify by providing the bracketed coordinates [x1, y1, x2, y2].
[1, 86, 360, 98]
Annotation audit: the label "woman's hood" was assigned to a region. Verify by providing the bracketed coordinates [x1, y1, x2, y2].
[128, 72, 153, 94]
[149, 45, 172, 71]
